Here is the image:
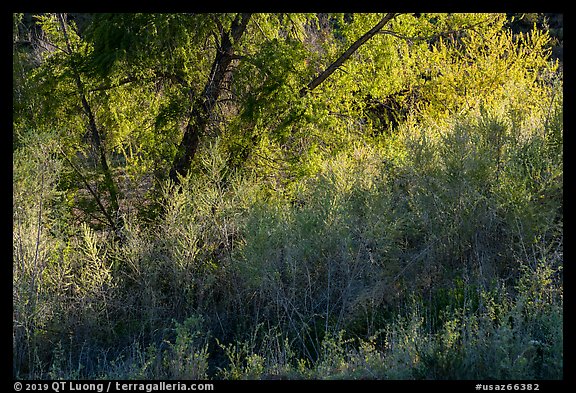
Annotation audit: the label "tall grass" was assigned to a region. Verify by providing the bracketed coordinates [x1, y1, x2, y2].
[13, 84, 562, 379]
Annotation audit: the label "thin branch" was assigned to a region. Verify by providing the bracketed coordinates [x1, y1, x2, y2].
[58, 146, 116, 230]
[35, 35, 70, 55]
[252, 17, 269, 41]
[378, 29, 420, 42]
[88, 76, 143, 92]
[378, 17, 493, 44]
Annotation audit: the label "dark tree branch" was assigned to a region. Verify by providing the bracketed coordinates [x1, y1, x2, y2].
[299, 13, 399, 97]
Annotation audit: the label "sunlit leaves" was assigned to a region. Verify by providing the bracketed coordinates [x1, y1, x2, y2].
[418, 14, 557, 121]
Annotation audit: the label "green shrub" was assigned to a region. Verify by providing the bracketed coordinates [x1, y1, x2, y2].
[13, 14, 561, 380]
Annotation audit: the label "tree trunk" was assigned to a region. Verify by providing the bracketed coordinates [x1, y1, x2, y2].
[169, 13, 252, 184]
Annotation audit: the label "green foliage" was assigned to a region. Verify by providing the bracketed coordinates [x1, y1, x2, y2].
[86, 13, 213, 80]
[14, 12, 561, 380]
[417, 14, 557, 122]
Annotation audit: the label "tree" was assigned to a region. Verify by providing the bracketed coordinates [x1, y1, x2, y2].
[83, 13, 406, 186]
[56, 14, 122, 234]
[169, 13, 252, 183]
[173, 13, 400, 183]
[14, 14, 126, 236]
[17, 13, 525, 223]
